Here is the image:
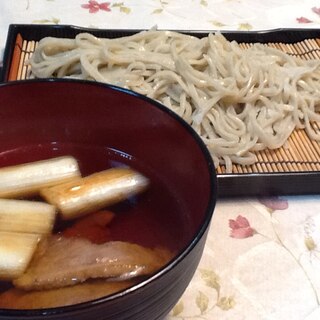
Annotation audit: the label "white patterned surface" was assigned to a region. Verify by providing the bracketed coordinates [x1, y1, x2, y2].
[167, 196, 320, 320]
[1, 1, 320, 319]
[2, 0, 320, 62]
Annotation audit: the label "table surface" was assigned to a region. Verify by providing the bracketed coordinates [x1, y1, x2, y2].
[1, 1, 320, 319]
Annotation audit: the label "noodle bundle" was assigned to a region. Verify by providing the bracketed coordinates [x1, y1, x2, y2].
[28, 30, 320, 172]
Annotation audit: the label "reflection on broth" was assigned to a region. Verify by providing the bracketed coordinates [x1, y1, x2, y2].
[0, 143, 191, 309]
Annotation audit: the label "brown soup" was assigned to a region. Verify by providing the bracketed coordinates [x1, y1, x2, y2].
[0, 142, 193, 305]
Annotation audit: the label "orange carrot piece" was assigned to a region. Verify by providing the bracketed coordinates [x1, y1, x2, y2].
[62, 210, 115, 244]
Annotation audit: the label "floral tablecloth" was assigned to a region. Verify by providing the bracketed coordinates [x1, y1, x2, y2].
[2, 0, 320, 63]
[167, 196, 320, 320]
[1, 1, 320, 319]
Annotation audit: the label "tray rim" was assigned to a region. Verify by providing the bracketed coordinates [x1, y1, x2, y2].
[1, 23, 320, 197]
[3, 23, 320, 82]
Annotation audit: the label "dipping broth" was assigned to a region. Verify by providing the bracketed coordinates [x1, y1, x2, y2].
[0, 142, 193, 308]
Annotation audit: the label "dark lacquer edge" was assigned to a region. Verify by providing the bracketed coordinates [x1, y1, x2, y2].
[218, 171, 320, 197]
[2, 24, 320, 81]
[1, 24, 320, 197]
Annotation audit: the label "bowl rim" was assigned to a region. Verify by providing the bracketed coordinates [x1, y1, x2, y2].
[0, 78, 217, 317]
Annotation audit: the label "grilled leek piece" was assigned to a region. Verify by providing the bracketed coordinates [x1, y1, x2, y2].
[0, 156, 81, 198]
[40, 167, 149, 220]
[0, 199, 56, 235]
[0, 232, 41, 280]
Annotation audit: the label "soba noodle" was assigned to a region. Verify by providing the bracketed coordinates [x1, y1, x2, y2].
[28, 30, 320, 172]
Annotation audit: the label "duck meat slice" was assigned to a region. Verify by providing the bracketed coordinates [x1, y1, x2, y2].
[13, 236, 173, 291]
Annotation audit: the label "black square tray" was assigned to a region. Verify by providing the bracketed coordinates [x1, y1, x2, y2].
[1, 24, 320, 197]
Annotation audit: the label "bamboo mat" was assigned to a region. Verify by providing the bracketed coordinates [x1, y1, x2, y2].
[7, 34, 320, 175]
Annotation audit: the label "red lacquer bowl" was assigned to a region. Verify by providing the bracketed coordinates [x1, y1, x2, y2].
[0, 79, 217, 320]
